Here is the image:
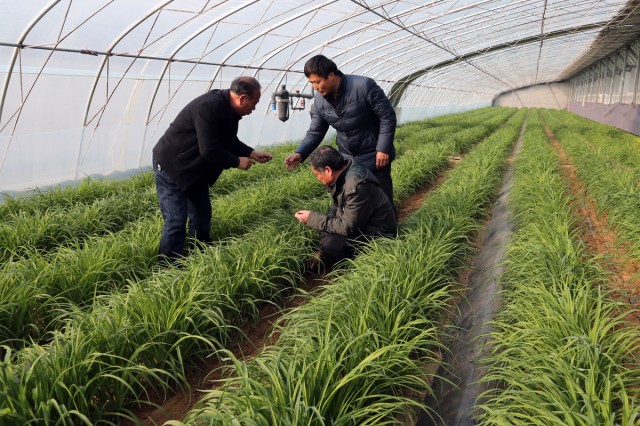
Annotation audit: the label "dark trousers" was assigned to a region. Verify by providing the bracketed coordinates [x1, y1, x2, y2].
[373, 165, 395, 211]
[318, 232, 366, 268]
[154, 161, 212, 261]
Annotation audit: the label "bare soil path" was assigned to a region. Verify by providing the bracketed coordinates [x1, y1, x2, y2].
[417, 122, 525, 426]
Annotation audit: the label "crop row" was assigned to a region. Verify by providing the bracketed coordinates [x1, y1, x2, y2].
[0, 143, 304, 262]
[0, 108, 518, 425]
[0, 167, 326, 345]
[539, 109, 640, 252]
[539, 109, 640, 174]
[0, 102, 496, 262]
[0, 107, 510, 264]
[476, 109, 640, 424]
[175, 109, 527, 425]
[0, 107, 516, 347]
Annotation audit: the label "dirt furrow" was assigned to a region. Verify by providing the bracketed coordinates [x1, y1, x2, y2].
[544, 126, 640, 324]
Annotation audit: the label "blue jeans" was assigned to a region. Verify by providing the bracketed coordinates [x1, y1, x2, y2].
[154, 161, 212, 261]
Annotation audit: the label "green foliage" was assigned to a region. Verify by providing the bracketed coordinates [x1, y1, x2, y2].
[475, 109, 640, 425]
[178, 108, 524, 425]
[0, 107, 524, 425]
[540, 109, 640, 252]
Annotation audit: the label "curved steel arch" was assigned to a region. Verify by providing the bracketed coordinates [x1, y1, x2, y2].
[387, 20, 609, 107]
[201, 0, 514, 112]
[261, 1, 461, 107]
[205, 0, 339, 93]
[339, 0, 530, 74]
[145, 0, 259, 125]
[0, 0, 61, 126]
[247, 0, 407, 114]
[282, 0, 529, 95]
[246, 0, 408, 91]
[83, 0, 173, 127]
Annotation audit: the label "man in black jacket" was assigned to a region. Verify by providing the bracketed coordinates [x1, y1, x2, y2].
[152, 76, 272, 264]
[285, 55, 397, 210]
[294, 146, 397, 269]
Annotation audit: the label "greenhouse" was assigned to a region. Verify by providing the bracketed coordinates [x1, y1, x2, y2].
[1, 0, 640, 425]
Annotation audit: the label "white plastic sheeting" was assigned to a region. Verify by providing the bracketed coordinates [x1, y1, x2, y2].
[0, 0, 632, 192]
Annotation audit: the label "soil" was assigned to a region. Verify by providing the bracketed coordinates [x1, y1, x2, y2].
[544, 126, 640, 324]
[417, 122, 524, 426]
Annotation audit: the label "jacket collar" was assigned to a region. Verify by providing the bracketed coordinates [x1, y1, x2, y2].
[324, 71, 346, 106]
[329, 159, 352, 196]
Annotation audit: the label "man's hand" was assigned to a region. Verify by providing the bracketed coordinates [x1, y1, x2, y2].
[285, 153, 302, 170]
[250, 150, 273, 163]
[376, 151, 390, 169]
[294, 210, 311, 224]
[237, 157, 256, 170]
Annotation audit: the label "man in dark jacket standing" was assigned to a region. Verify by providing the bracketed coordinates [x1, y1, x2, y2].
[285, 55, 397, 210]
[294, 146, 397, 269]
[152, 76, 273, 264]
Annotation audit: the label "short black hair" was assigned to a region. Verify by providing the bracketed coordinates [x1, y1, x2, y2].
[308, 146, 347, 171]
[230, 76, 261, 97]
[304, 55, 340, 79]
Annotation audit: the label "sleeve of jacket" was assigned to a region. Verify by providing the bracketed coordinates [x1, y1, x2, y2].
[229, 136, 254, 158]
[195, 103, 242, 169]
[306, 183, 374, 236]
[367, 80, 397, 154]
[296, 97, 330, 161]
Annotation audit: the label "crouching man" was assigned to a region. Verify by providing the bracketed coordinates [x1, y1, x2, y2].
[294, 146, 397, 270]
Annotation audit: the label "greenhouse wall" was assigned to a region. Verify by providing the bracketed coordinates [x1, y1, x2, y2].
[492, 83, 569, 109]
[568, 102, 640, 137]
[567, 37, 640, 137]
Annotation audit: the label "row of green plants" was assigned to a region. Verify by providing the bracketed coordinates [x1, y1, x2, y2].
[0, 108, 516, 346]
[0, 106, 506, 266]
[174, 108, 526, 425]
[0, 107, 517, 425]
[539, 108, 640, 174]
[476, 110, 640, 425]
[0, 172, 154, 218]
[0, 106, 503, 266]
[0, 143, 305, 262]
[539, 109, 640, 251]
[0, 219, 316, 425]
[394, 106, 503, 154]
[0, 167, 325, 345]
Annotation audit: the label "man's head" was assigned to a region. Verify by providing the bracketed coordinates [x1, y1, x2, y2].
[304, 55, 342, 97]
[229, 76, 261, 116]
[308, 146, 347, 186]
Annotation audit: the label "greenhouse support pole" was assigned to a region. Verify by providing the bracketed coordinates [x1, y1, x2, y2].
[592, 68, 598, 102]
[568, 80, 573, 104]
[588, 66, 596, 103]
[634, 46, 640, 104]
[608, 56, 616, 105]
[620, 48, 629, 103]
[83, 1, 172, 128]
[599, 62, 606, 104]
